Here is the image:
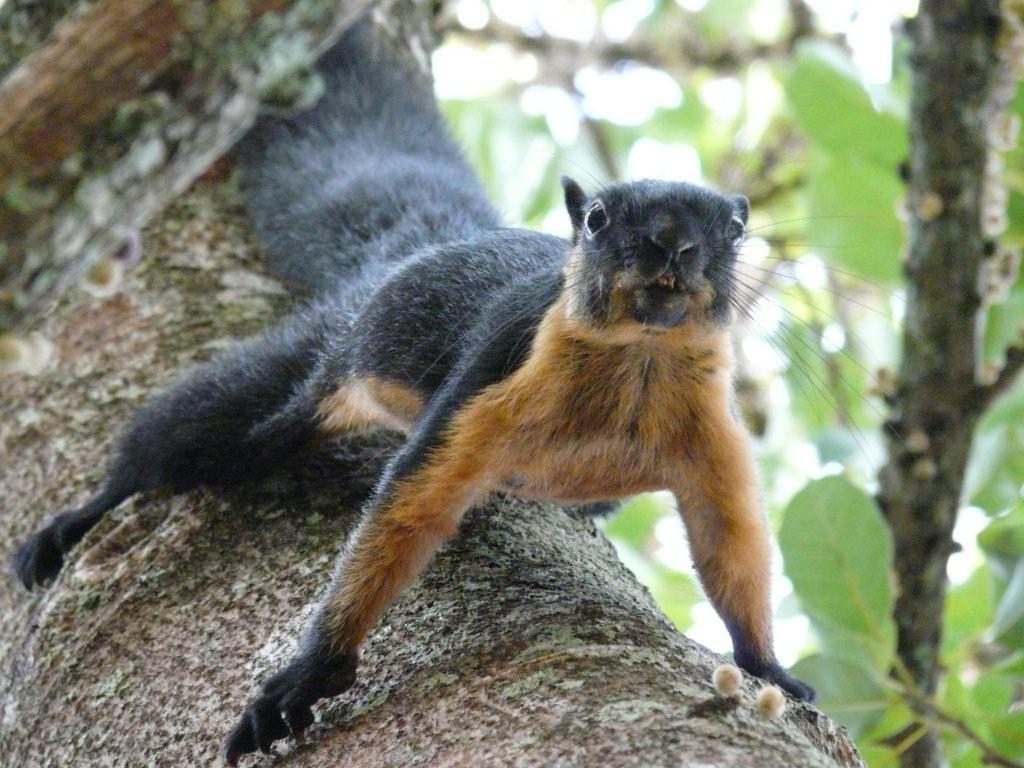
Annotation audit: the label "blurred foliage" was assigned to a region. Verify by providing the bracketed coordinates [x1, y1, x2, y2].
[438, 0, 1024, 764]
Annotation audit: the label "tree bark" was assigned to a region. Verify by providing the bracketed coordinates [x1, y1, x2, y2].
[0, 0, 374, 334]
[0, 2, 862, 766]
[877, 3, 1004, 767]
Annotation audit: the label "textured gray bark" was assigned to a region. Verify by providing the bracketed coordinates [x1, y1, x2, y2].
[0, 182, 865, 768]
[877, 2, 1003, 767]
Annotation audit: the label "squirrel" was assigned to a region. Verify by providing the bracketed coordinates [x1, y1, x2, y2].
[11, 18, 815, 764]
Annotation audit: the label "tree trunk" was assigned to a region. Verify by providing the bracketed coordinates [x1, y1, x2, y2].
[877, 2, 1004, 767]
[0, 3, 862, 766]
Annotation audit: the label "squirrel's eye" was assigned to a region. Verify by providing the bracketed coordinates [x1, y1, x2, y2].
[727, 216, 745, 245]
[584, 200, 609, 237]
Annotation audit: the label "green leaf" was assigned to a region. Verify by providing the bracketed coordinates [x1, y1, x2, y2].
[791, 654, 892, 736]
[978, 507, 1024, 560]
[993, 559, 1024, 640]
[645, 97, 711, 144]
[992, 652, 1024, 675]
[966, 424, 1024, 515]
[786, 41, 907, 170]
[941, 670, 1024, 762]
[604, 493, 669, 551]
[945, 740, 986, 768]
[856, 700, 916, 767]
[1005, 190, 1024, 247]
[693, 0, 759, 43]
[982, 281, 1024, 386]
[521, 151, 561, 226]
[942, 564, 995, 663]
[804, 156, 904, 281]
[779, 476, 896, 660]
[604, 494, 699, 631]
[813, 617, 896, 674]
[971, 669, 1014, 714]
[646, 563, 701, 631]
[990, 712, 1024, 760]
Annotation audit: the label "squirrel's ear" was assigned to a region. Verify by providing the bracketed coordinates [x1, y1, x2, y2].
[731, 194, 750, 225]
[561, 176, 587, 234]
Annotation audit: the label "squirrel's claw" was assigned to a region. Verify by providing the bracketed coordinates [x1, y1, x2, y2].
[734, 653, 817, 703]
[12, 524, 64, 589]
[222, 649, 357, 765]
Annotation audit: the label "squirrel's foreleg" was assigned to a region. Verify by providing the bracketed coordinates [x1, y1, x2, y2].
[672, 410, 816, 702]
[223, 396, 492, 764]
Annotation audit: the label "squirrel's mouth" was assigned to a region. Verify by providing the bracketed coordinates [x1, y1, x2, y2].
[594, 267, 713, 328]
[639, 270, 688, 302]
[651, 272, 678, 290]
[622, 269, 715, 327]
[626, 271, 688, 326]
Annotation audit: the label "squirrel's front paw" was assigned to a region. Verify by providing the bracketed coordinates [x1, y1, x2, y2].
[223, 649, 358, 765]
[734, 654, 816, 703]
[12, 524, 65, 589]
[761, 665, 816, 702]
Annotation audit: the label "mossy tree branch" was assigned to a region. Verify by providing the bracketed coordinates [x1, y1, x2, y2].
[0, 0, 375, 334]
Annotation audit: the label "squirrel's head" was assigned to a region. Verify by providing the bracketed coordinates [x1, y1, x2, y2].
[560, 176, 748, 330]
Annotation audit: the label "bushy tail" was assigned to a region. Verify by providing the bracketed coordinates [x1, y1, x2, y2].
[238, 21, 500, 293]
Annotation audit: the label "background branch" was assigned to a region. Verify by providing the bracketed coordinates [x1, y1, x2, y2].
[445, 0, 828, 81]
[876, 3, 1004, 767]
[974, 342, 1024, 411]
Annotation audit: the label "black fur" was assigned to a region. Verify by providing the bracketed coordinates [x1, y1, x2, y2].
[223, 636, 356, 764]
[239, 22, 499, 293]
[564, 178, 749, 327]
[727, 619, 816, 701]
[12, 18, 812, 764]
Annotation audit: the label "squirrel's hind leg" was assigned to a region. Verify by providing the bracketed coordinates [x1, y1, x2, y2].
[12, 320, 326, 590]
[12, 482, 133, 590]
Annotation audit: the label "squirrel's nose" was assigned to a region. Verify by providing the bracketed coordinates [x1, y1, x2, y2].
[638, 233, 701, 279]
[649, 231, 699, 263]
[672, 241, 698, 262]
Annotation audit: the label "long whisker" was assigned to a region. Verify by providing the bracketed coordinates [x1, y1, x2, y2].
[725, 268, 893, 425]
[733, 258, 894, 319]
[732, 294, 879, 463]
[733, 260, 892, 319]
[726, 293, 832, 433]
[738, 215, 889, 236]
[728, 246, 902, 297]
[711, 263, 891, 452]
[727, 268, 885, 385]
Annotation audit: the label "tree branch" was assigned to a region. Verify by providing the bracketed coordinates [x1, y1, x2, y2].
[446, 1, 828, 81]
[0, 0, 376, 334]
[890, 671, 1024, 768]
[876, 3, 1004, 767]
[973, 342, 1024, 412]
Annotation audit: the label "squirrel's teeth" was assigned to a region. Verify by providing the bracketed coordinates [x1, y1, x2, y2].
[654, 273, 676, 289]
